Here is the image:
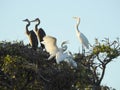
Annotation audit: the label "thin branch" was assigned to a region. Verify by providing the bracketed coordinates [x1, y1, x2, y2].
[96, 55, 104, 64]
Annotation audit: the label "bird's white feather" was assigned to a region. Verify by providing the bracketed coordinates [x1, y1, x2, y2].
[42, 35, 77, 68]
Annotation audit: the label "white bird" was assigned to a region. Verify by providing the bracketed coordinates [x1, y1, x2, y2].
[73, 17, 89, 53]
[41, 35, 77, 68]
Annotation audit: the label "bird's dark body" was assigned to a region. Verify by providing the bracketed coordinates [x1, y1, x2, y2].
[37, 28, 46, 49]
[28, 30, 38, 50]
[38, 28, 46, 41]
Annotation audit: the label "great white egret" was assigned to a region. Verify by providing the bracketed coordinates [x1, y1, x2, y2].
[73, 16, 89, 53]
[41, 35, 77, 68]
[31, 18, 46, 50]
[23, 19, 38, 50]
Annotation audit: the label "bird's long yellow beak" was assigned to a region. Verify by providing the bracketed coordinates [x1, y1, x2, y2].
[73, 17, 77, 19]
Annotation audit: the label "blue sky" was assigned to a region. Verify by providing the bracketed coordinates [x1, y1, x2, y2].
[0, 0, 120, 89]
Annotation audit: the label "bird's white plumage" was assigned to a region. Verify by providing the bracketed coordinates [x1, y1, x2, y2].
[64, 51, 77, 68]
[79, 32, 89, 49]
[41, 35, 77, 68]
[55, 51, 65, 64]
[41, 35, 58, 55]
[73, 17, 89, 49]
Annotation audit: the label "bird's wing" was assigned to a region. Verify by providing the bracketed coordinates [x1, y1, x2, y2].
[69, 58, 77, 68]
[55, 51, 77, 68]
[64, 58, 77, 68]
[64, 52, 77, 68]
[29, 31, 38, 47]
[38, 28, 46, 41]
[39, 28, 46, 36]
[55, 51, 67, 64]
[80, 33, 89, 49]
[43, 35, 56, 44]
[42, 35, 58, 54]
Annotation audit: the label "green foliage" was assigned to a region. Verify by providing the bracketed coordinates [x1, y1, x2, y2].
[0, 38, 119, 90]
[93, 44, 119, 59]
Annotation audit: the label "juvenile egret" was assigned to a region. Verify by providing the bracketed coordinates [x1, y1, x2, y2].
[31, 18, 46, 50]
[23, 19, 38, 50]
[73, 17, 89, 53]
[41, 35, 77, 68]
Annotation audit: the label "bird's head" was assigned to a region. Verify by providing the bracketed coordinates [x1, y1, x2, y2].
[31, 18, 40, 22]
[73, 17, 80, 26]
[61, 40, 69, 45]
[22, 19, 29, 22]
[73, 16, 80, 21]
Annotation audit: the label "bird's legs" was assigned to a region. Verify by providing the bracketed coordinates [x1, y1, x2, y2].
[82, 44, 85, 55]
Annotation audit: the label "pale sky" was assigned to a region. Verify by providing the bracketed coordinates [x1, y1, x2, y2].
[0, 0, 120, 89]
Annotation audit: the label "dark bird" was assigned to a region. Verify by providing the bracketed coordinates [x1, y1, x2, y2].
[31, 18, 46, 50]
[23, 19, 38, 50]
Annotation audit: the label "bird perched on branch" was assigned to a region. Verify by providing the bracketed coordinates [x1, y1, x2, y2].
[41, 35, 77, 68]
[31, 18, 46, 50]
[73, 17, 89, 54]
[23, 19, 38, 50]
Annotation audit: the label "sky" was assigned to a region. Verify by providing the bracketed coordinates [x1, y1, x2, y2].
[0, 0, 120, 89]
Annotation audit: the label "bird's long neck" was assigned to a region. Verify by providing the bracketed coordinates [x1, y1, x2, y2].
[35, 20, 40, 31]
[61, 41, 68, 52]
[75, 18, 80, 34]
[62, 45, 67, 52]
[26, 21, 30, 34]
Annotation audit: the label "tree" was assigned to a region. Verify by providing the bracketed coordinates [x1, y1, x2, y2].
[75, 38, 120, 90]
[0, 38, 120, 90]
